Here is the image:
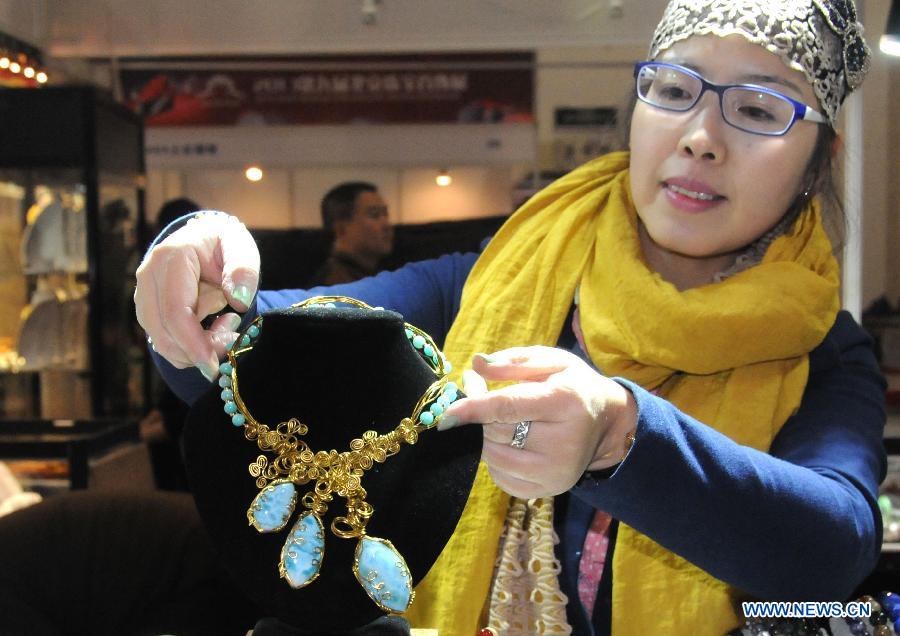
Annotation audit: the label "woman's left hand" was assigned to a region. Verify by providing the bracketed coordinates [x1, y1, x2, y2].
[439, 346, 637, 498]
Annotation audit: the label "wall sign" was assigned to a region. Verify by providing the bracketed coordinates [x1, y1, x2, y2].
[121, 52, 534, 127]
[551, 106, 621, 171]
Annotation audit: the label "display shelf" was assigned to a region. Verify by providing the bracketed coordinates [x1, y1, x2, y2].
[0, 419, 139, 489]
[0, 86, 146, 419]
[13, 476, 69, 498]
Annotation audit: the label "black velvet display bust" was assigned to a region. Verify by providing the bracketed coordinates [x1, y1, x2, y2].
[183, 304, 482, 633]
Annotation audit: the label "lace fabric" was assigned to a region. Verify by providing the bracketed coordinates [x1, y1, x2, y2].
[485, 497, 571, 635]
[648, 0, 871, 124]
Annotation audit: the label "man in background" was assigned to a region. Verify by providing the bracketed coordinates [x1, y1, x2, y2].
[308, 182, 394, 286]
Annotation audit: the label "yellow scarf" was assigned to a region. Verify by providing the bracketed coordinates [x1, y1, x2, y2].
[405, 151, 840, 635]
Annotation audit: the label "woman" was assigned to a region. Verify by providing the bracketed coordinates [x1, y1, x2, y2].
[135, 0, 886, 633]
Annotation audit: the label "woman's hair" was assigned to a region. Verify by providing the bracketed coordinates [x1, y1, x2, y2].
[794, 125, 846, 250]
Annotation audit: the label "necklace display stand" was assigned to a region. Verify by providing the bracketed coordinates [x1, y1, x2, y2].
[183, 304, 482, 634]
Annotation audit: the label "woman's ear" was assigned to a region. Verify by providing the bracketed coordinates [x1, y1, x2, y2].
[830, 133, 843, 159]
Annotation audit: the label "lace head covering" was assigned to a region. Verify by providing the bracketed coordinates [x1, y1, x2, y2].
[648, 0, 871, 125]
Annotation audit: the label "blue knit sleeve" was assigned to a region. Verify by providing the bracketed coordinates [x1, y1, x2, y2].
[571, 311, 887, 601]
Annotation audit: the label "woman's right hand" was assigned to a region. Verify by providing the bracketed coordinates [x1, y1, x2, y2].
[134, 212, 260, 381]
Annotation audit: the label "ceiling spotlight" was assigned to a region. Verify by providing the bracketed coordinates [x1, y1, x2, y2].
[245, 166, 264, 182]
[36, 71, 48, 84]
[362, 0, 380, 25]
[609, 0, 624, 19]
[0, 57, 9, 69]
[9, 61, 20, 74]
[23, 66, 35, 79]
[435, 169, 452, 187]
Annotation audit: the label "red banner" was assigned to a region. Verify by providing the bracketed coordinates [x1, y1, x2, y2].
[121, 53, 534, 127]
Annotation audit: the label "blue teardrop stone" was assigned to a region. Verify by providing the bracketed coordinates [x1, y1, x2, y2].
[280, 512, 325, 589]
[353, 536, 413, 613]
[247, 481, 296, 533]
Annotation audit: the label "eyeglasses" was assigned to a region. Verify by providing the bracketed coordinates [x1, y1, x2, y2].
[634, 61, 826, 136]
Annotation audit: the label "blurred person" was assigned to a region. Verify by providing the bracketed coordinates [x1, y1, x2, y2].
[307, 182, 393, 286]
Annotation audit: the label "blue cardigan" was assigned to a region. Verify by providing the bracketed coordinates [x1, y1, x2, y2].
[154, 248, 886, 635]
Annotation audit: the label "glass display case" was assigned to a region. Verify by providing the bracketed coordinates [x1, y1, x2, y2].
[0, 86, 146, 419]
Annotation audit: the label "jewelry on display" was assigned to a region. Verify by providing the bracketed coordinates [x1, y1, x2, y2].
[510, 420, 532, 450]
[217, 296, 459, 614]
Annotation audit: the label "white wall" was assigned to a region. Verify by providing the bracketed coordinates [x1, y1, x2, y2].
[143, 123, 536, 227]
[536, 44, 643, 168]
[0, 0, 47, 47]
[144, 124, 536, 169]
[146, 164, 528, 229]
[45, 0, 658, 57]
[890, 62, 900, 306]
[183, 169, 293, 228]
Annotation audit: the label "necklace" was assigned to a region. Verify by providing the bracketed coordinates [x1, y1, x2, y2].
[216, 296, 459, 614]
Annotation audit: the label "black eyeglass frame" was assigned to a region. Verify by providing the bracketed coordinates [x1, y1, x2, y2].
[633, 61, 827, 136]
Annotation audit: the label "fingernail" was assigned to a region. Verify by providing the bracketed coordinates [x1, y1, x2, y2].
[232, 285, 253, 307]
[197, 362, 218, 383]
[225, 314, 242, 331]
[474, 352, 496, 364]
[211, 330, 238, 350]
[437, 414, 459, 431]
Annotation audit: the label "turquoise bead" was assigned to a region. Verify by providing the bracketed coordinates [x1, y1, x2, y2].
[221, 389, 234, 401]
[444, 390, 458, 402]
[412, 335, 425, 349]
[437, 395, 450, 409]
[240, 334, 251, 347]
[354, 536, 413, 613]
[247, 324, 260, 338]
[218, 375, 232, 388]
[219, 362, 233, 375]
[445, 382, 458, 393]
[404, 328, 413, 340]
[419, 411, 434, 426]
[444, 360, 452, 373]
[224, 401, 237, 415]
[423, 345, 434, 357]
[231, 414, 246, 426]
[429, 403, 444, 416]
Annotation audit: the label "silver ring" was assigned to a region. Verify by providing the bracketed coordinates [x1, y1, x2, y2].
[510, 420, 532, 450]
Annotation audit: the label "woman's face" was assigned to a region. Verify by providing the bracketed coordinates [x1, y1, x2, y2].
[628, 35, 821, 283]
